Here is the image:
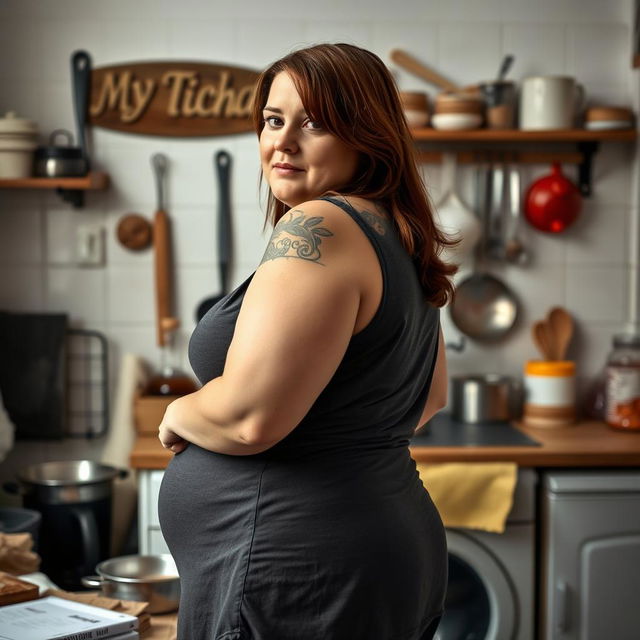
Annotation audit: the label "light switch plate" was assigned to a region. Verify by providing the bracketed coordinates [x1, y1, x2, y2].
[76, 225, 104, 266]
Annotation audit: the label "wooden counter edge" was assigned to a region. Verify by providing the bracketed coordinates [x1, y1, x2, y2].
[130, 419, 640, 470]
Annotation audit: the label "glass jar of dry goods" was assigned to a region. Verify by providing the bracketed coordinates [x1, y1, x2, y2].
[605, 333, 640, 431]
[523, 360, 576, 428]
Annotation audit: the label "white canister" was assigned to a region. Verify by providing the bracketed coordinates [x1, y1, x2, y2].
[0, 111, 39, 178]
[519, 76, 584, 130]
[523, 360, 576, 428]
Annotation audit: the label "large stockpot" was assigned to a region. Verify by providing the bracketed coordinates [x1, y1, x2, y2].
[451, 374, 522, 424]
[82, 555, 180, 614]
[3, 460, 127, 591]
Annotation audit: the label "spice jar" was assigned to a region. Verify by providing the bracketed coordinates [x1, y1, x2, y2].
[523, 360, 576, 428]
[605, 333, 640, 431]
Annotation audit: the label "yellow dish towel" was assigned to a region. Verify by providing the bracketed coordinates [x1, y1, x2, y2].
[417, 462, 518, 533]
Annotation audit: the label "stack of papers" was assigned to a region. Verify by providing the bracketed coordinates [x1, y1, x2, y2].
[0, 595, 139, 639]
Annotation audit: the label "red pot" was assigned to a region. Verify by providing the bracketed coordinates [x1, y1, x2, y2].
[524, 163, 582, 233]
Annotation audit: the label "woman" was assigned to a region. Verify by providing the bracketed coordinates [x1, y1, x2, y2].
[158, 43, 457, 640]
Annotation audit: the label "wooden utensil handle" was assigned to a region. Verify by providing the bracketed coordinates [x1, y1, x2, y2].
[154, 209, 178, 346]
[161, 317, 179, 332]
[390, 49, 460, 92]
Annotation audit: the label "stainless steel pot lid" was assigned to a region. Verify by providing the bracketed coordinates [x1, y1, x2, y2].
[17, 460, 121, 486]
[451, 373, 516, 386]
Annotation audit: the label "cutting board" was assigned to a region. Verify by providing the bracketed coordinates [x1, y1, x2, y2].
[0, 573, 39, 606]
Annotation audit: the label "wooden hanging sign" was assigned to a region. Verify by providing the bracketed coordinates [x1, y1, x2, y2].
[87, 61, 260, 137]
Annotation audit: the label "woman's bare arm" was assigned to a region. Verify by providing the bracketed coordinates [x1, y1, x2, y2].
[159, 200, 367, 455]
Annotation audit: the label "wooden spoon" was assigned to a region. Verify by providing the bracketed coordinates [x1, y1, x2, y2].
[532, 320, 554, 360]
[390, 49, 462, 92]
[547, 307, 574, 361]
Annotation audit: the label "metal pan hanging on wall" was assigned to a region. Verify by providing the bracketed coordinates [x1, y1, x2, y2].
[448, 162, 519, 342]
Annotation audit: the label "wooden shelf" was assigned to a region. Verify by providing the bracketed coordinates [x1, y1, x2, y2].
[0, 172, 109, 190]
[0, 172, 110, 207]
[410, 128, 637, 197]
[410, 128, 637, 142]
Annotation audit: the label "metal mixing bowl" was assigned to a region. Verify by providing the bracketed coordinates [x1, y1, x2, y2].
[82, 554, 180, 613]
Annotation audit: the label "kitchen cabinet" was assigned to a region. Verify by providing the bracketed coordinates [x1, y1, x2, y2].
[0, 171, 109, 207]
[540, 471, 640, 640]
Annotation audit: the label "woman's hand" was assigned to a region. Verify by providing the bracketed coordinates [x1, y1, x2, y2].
[158, 400, 189, 454]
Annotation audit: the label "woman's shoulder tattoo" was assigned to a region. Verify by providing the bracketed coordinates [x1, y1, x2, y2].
[261, 209, 334, 265]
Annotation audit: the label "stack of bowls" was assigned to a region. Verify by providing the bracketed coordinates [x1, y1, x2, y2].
[584, 106, 634, 131]
[0, 111, 39, 178]
[431, 92, 485, 130]
[399, 91, 430, 128]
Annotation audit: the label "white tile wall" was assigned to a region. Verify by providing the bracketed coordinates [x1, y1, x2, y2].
[46, 266, 107, 325]
[107, 265, 155, 324]
[567, 24, 631, 88]
[0, 204, 43, 265]
[0, 0, 637, 441]
[503, 24, 567, 78]
[438, 23, 502, 87]
[166, 20, 236, 59]
[566, 264, 628, 322]
[0, 266, 46, 311]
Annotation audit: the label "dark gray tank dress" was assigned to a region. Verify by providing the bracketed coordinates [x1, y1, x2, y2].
[158, 196, 447, 640]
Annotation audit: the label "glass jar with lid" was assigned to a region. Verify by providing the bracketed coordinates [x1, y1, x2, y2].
[605, 333, 640, 431]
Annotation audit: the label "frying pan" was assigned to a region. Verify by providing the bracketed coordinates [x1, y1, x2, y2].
[33, 50, 91, 178]
[195, 150, 233, 321]
[448, 163, 519, 341]
[70, 50, 91, 173]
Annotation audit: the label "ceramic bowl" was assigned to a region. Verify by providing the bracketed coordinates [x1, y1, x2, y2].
[584, 120, 634, 131]
[403, 108, 430, 128]
[431, 113, 483, 131]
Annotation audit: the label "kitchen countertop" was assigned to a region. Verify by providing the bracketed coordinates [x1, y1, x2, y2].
[130, 419, 640, 469]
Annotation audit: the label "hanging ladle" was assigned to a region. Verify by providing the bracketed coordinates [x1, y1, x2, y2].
[504, 163, 530, 265]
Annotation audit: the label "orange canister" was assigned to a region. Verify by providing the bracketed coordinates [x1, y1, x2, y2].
[523, 360, 576, 428]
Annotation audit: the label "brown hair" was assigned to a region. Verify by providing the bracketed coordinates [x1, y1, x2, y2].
[252, 43, 457, 307]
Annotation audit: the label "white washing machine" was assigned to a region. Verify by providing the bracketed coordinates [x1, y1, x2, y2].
[435, 468, 537, 640]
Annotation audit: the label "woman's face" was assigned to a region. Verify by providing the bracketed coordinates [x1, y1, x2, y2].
[259, 72, 359, 208]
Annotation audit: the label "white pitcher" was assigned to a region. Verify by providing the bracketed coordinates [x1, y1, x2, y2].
[519, 76, 584, 130]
